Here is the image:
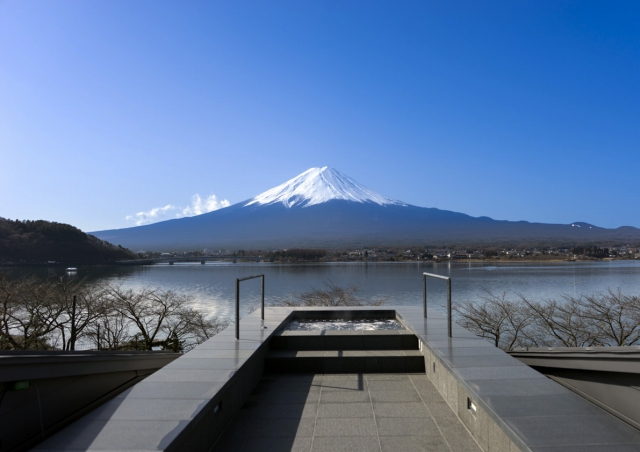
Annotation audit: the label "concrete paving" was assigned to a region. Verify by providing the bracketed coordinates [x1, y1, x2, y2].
[212, 373, 481, 452]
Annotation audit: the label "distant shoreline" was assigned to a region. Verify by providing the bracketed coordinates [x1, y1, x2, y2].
[3, 257, 638, 269]
[0, 262, 122, 268]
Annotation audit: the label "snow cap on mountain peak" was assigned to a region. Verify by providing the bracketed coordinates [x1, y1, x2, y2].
[245, 167, 405, 208]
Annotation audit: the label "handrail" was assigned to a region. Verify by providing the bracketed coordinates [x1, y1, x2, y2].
[235, 274, 265, 339]
[422, 272, 452, 338]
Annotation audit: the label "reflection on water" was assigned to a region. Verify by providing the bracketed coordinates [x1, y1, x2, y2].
[286, 319, 403, 331]
[3, 261, 640, 319]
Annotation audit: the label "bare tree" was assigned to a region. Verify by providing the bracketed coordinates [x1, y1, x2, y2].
[85, 305, 130, 351]
[454, 291, 536, 351]
[579, 289, 640, 346]
[521, 295, 602, 347]
[0, 276, 108, 350]
[105, 285, 193, 350]
[47, 277, 111, 351]
[0, 275, 232, 351]
[162, 309, 231, 352]
[454, 288, 640, 351]
[0, 276, 64, 349]
[0, 274, 26, 349]
[278, 280, 387, 307]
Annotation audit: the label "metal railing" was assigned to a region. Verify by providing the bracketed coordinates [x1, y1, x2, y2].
[422, 272, 452, 338]
[235, 274, 265, 339]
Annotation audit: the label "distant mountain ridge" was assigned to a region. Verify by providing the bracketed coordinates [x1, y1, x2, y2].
[91, 167, 640, 251]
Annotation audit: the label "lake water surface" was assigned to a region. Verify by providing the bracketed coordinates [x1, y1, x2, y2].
[4, 261, 640, 319]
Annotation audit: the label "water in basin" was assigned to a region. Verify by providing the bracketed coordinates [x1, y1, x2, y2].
[285, 319, 404, 331]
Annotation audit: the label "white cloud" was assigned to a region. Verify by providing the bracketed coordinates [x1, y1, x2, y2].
[125, 204, 177, 226]
[179, 194, 231, 217]
[125, 194, 230, 226]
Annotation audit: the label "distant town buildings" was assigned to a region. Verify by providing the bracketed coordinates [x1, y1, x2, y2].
[134, 245, 640, 263]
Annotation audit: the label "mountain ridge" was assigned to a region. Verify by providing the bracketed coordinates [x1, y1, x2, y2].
[91, 168, 640, 251]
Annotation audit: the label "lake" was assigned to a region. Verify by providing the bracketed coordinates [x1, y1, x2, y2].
[3, 260, 640, 319]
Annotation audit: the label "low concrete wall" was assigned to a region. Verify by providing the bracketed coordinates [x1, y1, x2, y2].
[417, 338, 526, 451]
[397, 307, 640, 451]
[164, 336, 272, 451]
[510, 346, 640, 431]
[30, 308, 296, 452]
[0, 351, 179, 452]
[394, 310, 525, 451]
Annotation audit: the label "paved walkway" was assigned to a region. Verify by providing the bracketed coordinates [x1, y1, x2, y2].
[212, 373, 481, 452]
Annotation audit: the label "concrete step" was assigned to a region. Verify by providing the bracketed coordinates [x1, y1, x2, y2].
[264, 349, 425, 374]
[270, 330, 419, 351]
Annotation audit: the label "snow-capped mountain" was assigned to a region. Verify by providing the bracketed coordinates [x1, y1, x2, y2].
[245, 167, 405, 208]
[91, 167, 640, 251]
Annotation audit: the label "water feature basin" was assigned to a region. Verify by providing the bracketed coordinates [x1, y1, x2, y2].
[285, 318, 404, 331]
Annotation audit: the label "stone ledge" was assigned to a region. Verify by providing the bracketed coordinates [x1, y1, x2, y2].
[397, 307, 640, 451]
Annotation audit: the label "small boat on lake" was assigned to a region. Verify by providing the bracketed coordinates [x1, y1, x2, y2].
[66, 267, 78, 272]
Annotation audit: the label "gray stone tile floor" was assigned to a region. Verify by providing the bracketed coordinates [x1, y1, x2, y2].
[212, 373, 481, 452]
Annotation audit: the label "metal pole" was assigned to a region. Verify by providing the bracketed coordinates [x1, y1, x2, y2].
[235, 274, 265, 339]
[422, 272, 452, 337]
[447, 278, 452, 338]
[71, 295, 77, 351]
[235, 278, 240, 340]
[423, 274, 427, 319]
[261, 275, 265, 320]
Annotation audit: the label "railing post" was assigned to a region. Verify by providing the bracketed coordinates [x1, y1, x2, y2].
[423, 274, 427, 319]
[235, 274, 265, 339]
[70, 295, 77, 351]
[261, 275, 265, 320]
[422, 272, 453, 338]
[447, 278, 452, 338]
[235, 278, 240, 340]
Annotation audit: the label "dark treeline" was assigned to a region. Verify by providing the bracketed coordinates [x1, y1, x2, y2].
[267, 248, 327, 261]
[0, 275, 229, 352]
[0, 218, 136, 264]
[572, 246, 610, 258]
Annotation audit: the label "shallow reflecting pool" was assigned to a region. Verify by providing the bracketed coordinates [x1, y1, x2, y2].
[285, 319, 404, 331]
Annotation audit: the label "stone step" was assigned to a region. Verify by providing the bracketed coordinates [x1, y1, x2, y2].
[264, 349, 425, 374]
[270, 330, 419, 351]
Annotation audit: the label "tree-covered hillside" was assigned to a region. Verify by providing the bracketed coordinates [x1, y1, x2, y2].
[0, 218, 136, 264]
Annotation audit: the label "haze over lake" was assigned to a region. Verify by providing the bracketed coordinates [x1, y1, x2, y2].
[5, 261, 640, 319]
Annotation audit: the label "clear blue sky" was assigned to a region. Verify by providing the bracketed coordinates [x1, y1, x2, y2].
[1, 1, 638, 231]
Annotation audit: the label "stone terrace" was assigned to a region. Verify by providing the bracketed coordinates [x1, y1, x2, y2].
[212, 372, 481, 452]
[31, 306, 640, 452]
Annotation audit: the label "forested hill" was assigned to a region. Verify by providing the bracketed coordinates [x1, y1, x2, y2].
[0, 218, 136, 264]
